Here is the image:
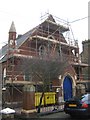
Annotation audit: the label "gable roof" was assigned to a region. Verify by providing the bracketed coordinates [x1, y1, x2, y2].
[0, 14, 69, 62]
[46, 14, 56, 22]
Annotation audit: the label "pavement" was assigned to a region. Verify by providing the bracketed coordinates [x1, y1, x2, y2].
[0, 104, 64, 119]
[37, 108, 64, 116]
[14, 105, 64, 119]
[38, 104, 64, 115]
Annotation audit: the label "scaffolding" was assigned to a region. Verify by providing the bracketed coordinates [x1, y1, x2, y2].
[5, 14, 81, 82]
[4, 13, 88, 85]
[34, 13, 79, 63]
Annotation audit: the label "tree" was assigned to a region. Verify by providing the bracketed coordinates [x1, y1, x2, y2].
[17, 56, 68, 113]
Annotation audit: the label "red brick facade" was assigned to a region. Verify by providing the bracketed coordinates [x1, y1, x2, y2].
[1, 14, 88, 110]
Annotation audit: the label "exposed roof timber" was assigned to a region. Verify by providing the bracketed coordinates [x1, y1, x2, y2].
[32, 35, 78, 49]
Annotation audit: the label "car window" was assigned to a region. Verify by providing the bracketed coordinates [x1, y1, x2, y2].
[81, 94, 90, 102]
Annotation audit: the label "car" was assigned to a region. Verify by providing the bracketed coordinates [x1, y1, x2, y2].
[64, 93, 90, 117]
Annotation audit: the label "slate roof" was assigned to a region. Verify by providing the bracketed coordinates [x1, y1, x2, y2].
[0, 44, 8, 63]
[16, 27, 37, 48]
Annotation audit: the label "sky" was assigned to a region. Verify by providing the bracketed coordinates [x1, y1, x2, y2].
[0, 0, 89, 53]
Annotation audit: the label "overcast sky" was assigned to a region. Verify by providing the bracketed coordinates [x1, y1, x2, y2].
[0, 0, 89, 52]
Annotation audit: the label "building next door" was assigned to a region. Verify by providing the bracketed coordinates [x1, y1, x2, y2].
[63, 76, 72, 101]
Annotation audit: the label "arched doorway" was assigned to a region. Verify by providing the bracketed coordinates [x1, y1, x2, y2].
[63, 76, 72, 101]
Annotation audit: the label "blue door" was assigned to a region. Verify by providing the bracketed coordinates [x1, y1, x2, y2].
[63, 76, 72, 101]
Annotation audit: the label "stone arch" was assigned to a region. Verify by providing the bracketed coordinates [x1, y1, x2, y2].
[60, 73, 76, 101]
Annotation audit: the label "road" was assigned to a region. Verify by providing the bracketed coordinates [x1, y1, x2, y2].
[39, 111, 90, 119]
[1, 111, 90, 120]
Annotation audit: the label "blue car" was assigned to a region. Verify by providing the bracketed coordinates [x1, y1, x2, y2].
[64, 93, 90, 117]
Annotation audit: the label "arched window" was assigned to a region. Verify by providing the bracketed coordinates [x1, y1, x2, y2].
[39, 45, 46, 56]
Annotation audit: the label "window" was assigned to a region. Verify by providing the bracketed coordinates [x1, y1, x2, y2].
[24, 72, 32, 81]
[39, 45, 46, 56]
[57, 46, 62, 56]
[81, 94, 90, 103]
[3, 68, 6, 87]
